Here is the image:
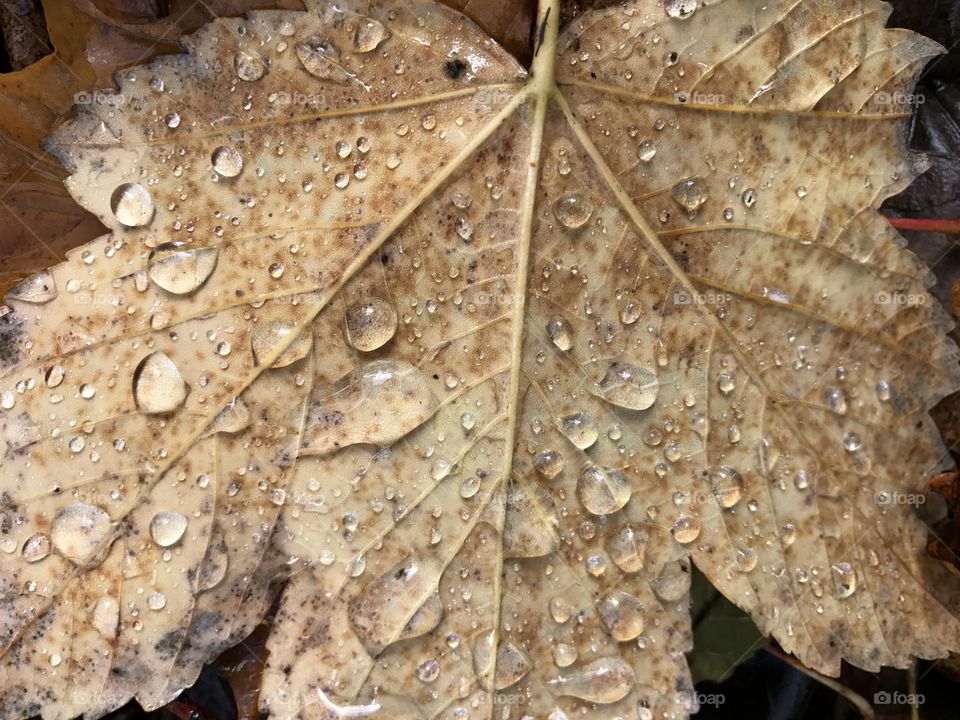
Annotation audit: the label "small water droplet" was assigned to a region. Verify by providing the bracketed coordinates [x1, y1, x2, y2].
[608, 524, 646, 573]
[534, 449, 564, 480]
[664, 0, 698, 19]
[741, 188, 757, 208]
[637, 140, 656, 162]
[671, 178, 707, 214]
[549, 657, 636, 704]
[553, 643, 578, 667]
[416, 658, 440, 683]
[832, 562, 857, 598]
[148, 591, 167, 610]
[598, 591, 645, 640]
[21, 533, 51, 563]
[671, 515, 700, 543]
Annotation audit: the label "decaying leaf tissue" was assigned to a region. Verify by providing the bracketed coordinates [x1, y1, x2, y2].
[2, 0, 960, 718]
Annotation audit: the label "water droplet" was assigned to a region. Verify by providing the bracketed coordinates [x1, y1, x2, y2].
[534, 449, 564, 480]
[7, 270, 57, 303]
[553, 643, 578, 667]
[842, 432, 862, 452]
[708, 466, 743, 508]
[549, 597, 573, 623]
[296, 38, 347, 81]
[21, 533, 50, 563]
[825, 386, 847, 415]
[652, 559, 691, 601]
[671, 178, 707, 214]
[736, 547, 758, 572]
[251, 320, 312, 368]
[148, 591, 167, 610]
[150, 510, 188, 547]
[211, 145, 244, 177]
[353, 17, 388, 52]
[559, 412, 599, 450]
[549, 657, 636, 704]
[345, 298, 398, 352]
[598, 591, 645, 640]
[741, 188, 757, 208]
[234, 51, 266, 81]
[416, 658, 440, 683]
[147, 243, 219, 295]
[832, 562, 857, 598]
[717, 372, 735, 394]
[553, 193, 594, 229]
[594, 362, 658, 410]
[671, 515, 700, 543]
[133, 352, 188, 414]
[546, 318, 574, 351]
[495, 642, 531, 689]
[51, 503, 112, 562]
[664, 0, 698, 19]
[92, 597, 119, 639]
[781, 523, 797, 547]
[637, 140, 656, 162]
[454, 217, 473, 242]
[577, 465, 632, 515]
[607, 524, 646, 573]
[111, 183, 154, 227]
[348, 558, 443, 655]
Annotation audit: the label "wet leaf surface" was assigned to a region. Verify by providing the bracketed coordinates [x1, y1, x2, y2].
[3, 1, 960, 719]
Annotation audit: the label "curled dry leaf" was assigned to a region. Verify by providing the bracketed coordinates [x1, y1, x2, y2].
[2, 0, 960, 719]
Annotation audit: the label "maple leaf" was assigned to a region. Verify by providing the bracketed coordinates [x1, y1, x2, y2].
[2, 1, 960, 719]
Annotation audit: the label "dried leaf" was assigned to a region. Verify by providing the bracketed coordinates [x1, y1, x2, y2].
[2, 1, 960, 719]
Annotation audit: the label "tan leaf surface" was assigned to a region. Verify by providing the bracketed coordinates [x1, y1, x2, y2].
[2, 1, 960, 719]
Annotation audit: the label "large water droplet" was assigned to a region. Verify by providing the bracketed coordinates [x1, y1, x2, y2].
[251, 320, 313, 368]
[7, 270, 57, 304]
[607, 524, 646, 573]
[416, 659, 440, 683]
[21, 533, 51, 563]
[664, 0, 698, 19]
[553, 193, 594, 229]
[345, 298, 398, 352]
[147, 243, 219, 295]
[598, 591, 645, 640]
[399, 592, 444, 641]
[495, 642, 531, 689]
[353, 17, 388, 52]
[652, 559, 691, 601]
[553, 643, 578, 667]
[559, 412, 599, 450]
[211, 145, 244, 177]
[150, 510, 187, 547]
[296, 38, 350, 82]
[549, 657, 636, 704]
[708, 466, 743, 508]
[92, 597, 119, 639]
[234, 51, 266, 81]
[348, 558, 443, 655]
[594, 362, 658, 410]
[534, 449, 564, 480]
[133, 352, 188, 414]
[111, 183, 154, 227]
[301, 360, 439, 455]
[671, 515, 700, 543]
[577, 465, 632, 515]
[51, 503, 112, 562]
